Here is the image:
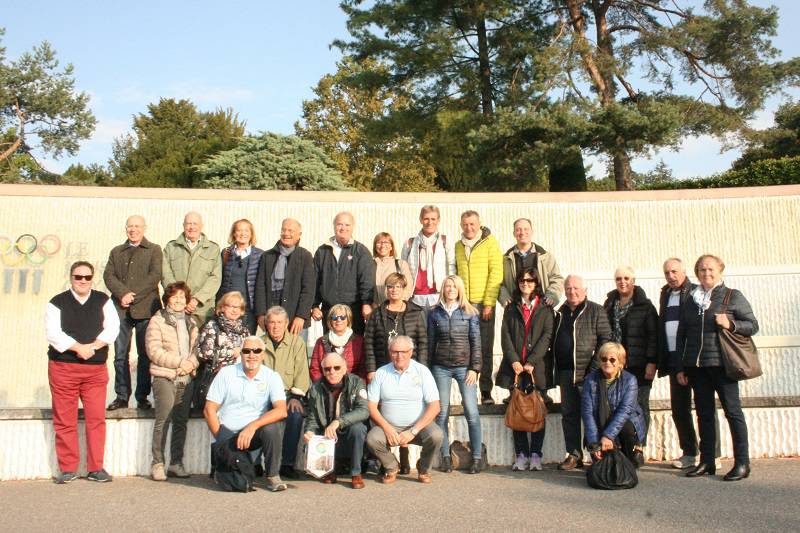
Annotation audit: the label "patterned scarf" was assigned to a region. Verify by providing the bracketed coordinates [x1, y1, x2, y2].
[612, 298, 633, 343]
[691, 282, 722, 315]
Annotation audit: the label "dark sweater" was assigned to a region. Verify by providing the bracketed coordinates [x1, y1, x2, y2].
[47, 290, 110, 364]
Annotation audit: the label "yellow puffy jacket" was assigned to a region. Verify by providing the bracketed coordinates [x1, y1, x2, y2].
[455, 227, 504, 306]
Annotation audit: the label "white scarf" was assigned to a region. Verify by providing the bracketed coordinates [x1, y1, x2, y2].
[327, 327, 353, 353]
[460, 234, 480, 260]
[419, 232, 437, 276]
[691, 282, 722, 315]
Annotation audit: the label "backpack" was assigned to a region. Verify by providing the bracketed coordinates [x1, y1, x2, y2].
[211, 436, 256, 492]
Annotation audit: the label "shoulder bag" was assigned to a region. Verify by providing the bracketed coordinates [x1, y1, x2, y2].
[504, 373, 546, 432]
[718, 289, 762, 381]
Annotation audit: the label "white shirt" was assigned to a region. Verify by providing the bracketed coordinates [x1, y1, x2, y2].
[45, 289, 120, 352]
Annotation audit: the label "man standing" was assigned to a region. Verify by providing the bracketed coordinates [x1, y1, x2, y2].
[254, 218, 316, 337]
[454, 210, 503, 404]
[304, 352, 370, 489]
[366, 336, 442, 484]
[499, 218, 564, 307]
[401, 205, 455, 312]
[312, 211, 375, 334]
[261, 306, 311, 479]
[204, 335, 288, 492]
[162, 211, 222, 325]
[46, 261, 120, 484]
[104, 215, 162, 411]
[548, 274, 612, 470]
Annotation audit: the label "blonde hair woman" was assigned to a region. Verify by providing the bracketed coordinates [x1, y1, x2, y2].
[217, 218, 264, 333]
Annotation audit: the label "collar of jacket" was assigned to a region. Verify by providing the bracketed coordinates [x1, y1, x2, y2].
[267, 330, 295, 350]
[558, 298, 587, 316]
[159, 308, 196, 330]
[606, 285, 649, 306]
[176, 232, 210, 250]
[504, 242, 546, 257]
[125, 237, 154, 249]
[660, 277, 694, 295]
[270, 240, 303, 253]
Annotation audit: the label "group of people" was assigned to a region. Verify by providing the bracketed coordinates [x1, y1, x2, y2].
[44, 205, 759, 489]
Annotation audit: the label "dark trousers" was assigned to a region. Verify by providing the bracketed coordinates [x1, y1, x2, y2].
[513, 426, 546, 456]
[558, 369, 582, 458]
[366, 423, 443, 474]
[217, 422, 285, 477]
[113, 315, 151, 403]
[688, 366, 749, 465]
[151, 377, 193, 466]
[282, 409, 305, 467]
[321, 302, 365, 335]
[473, 302, 496, 395]
[669, 372, 721, 458]
[626, 366, 652, 440]
[331, 422, 368, 476]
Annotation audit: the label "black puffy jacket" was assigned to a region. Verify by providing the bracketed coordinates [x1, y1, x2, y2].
[497, 300, 554, 390]
[427, 305, 482, 372]
[546, 299, 612, 386]
[364, 301, 428, 372]
[603, 286, 658, 369]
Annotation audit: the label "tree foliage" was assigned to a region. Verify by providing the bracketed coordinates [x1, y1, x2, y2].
[643, 156, 800, 189]
[195, 132, 349, 191]
[733, 101, 800, 169]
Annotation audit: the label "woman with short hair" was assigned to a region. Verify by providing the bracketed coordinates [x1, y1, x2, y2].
[196, 291, 250, 376]
[310, 304, 366, 382]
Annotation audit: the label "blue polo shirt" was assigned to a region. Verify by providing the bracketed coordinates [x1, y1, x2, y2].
[367, 359, 439, 427]
[206, 363, 286, 434]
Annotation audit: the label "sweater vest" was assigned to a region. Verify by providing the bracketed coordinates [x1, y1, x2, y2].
[48, 290, 110, 364]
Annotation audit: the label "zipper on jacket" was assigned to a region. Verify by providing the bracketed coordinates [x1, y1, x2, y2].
[571, 305, 586, 384]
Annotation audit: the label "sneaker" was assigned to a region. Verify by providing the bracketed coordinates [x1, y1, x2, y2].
[481, 393, 495, 405]
[671, 455, 698, 469]
[151, 463, 167, 481]
[86, 469, 113, 482]
[529, 453, 543, 471]
[511, 453, 529, 471]
[54, 471, 78, 484]
[265, 475, 287, 492]
[715, 458, 723, 470]
[365, 459, 381, 476]
[167, 464, 190, 478]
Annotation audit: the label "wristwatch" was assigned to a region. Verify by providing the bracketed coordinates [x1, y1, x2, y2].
[410, 427, 419, 436]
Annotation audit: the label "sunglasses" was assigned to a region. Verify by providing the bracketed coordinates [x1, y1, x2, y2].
[331, 315, 347, 321]
[519, 278, 536, 284]
[241, 348, 264, 355]
[322, 365, 343, 373]
[72, 274, 93, 281]
[599, 357, 617, 364]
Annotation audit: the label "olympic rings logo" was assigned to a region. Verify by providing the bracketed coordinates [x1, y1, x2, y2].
[0, 234, 62, 266]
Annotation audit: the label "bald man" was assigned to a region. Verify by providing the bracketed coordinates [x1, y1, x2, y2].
[104, 215, 163, 411]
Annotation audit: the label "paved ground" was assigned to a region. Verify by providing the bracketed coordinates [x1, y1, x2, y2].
[1, 459, 797, 532]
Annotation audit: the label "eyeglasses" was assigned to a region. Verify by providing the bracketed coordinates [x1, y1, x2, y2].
[390, 349, 411, 357]
[241, 348, 263, 355]
[322, 365, 343, 373]
[72, 274, 93, 281]
[331, 315, 347, 322]
[599, 357, 617, 364]
[386, 284, 404, 290]
[519, 278, 536, 284]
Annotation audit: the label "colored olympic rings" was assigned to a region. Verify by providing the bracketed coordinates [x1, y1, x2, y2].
[0, 234, 62, 266]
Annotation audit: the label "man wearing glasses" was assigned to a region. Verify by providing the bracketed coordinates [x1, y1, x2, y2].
[46, 261, 120, 484]
[204, 335, 288, 492]
[304, 353, 370, 489]
[366, 335, 442, 484]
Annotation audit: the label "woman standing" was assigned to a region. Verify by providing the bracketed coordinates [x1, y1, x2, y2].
[217, 219, 264, 334]
[497, 268, 554, 471]
[310, 304, 367, 382]
[675, 255, 759, 481]
[372, 232, 413, 306]
[146, 282, 199, 481]
[428, 275, 482, 474]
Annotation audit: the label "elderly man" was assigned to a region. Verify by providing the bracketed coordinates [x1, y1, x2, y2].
[104, 215, 162, 411]
[366, 335, 442, 484]
[204, 335, 288, 492]
[499, 218, 564, 307]
[304, 352, 369, 489]
[548, 274, 612, 470]
[162, 211, 222, 325]
[400, 205, 455, 312]
[311, 211, 375, 335]
[46, 261, 120, 484]
[261, 306, 311, 479]
[455, 210, 503, 404]
[254, 218, 316, 337]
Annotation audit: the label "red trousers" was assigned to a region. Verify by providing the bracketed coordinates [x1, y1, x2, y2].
[48, 360, 109, 472]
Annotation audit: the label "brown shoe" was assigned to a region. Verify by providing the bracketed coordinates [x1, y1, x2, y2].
[418, 472, 432, 484]
[351, 475, 365, 489]
[382, 470, 397, 484]
[322, 473, 337, 484]
[558, 455, 583, 471]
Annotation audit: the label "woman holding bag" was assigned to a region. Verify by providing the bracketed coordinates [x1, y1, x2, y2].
[674, 254, 759, 481]
[498, 268, 554, 471]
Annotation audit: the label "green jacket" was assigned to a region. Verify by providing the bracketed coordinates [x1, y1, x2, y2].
[499, 243, 564, 305]
[162, 233, 221, 324]
[304, 373, 369, 435]
[455, 227, 504, 306]
[261, 331, 311, 397]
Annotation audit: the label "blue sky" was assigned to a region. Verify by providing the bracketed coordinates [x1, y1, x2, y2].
[4, 1, 798, 181]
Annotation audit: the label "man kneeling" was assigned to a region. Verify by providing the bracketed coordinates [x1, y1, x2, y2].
[304, 353, 370, 489]
[366, 335, 442, 484]
[204, 336, 288, 492]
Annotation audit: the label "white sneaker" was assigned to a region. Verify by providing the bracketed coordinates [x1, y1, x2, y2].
[511, 453, 529, 471]
[715, 458, 723, 470]
[151, 463, 167, 481]
[529, 453, 543, 471]
[671, 455, 697, 469]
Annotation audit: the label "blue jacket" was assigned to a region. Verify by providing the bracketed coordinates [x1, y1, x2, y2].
[427, 305, 481, 372]
[217, 245, 264, 309]
[581, 369, 646, 447]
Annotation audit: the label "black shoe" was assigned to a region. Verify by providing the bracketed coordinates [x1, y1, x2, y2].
[723, 463, 750, 481]
[106, 399, 127, 411]
[279, 465, 299, 479]
[137, 399, 152, 409]
[481, 393, 495, 405]
[254, 464, 264, 477]
[632, 449, 645, 469]
[468, 458, 481, 474]
[686, 462, 716, 477]
[439, 456, 452, 473]
[399, 447, 411, 475]
[365, 459, 381, 476]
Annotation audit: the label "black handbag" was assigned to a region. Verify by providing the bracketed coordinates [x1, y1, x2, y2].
[718, 289, 762, 381]
[587, 449, 638, 490]
[211, 436, 255, 492]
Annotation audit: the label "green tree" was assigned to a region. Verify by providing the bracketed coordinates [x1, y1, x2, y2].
[0, 28, 95, 164]
[61, 163, 112, 186]
[195, 133, 349, 191]
[110, 98, 245, 187]
[733, 101, 800, 169]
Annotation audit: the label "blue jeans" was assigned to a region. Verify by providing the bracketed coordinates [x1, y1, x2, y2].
[432, 365, 482, 459]
[113, 315, 151, 403]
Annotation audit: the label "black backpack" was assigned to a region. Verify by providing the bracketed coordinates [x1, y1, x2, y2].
[211, 437, 256, 492]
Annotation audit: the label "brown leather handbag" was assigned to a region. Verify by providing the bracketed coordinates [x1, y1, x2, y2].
[718, 289, 762, 381]
[504, 374, 547, 432]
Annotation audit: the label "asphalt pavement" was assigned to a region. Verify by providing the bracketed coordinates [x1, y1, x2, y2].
[1, 458, 797, 532]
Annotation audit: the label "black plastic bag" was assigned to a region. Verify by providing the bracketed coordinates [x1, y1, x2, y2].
[211, 437, 256, 492]
[586, 449, 638, 490]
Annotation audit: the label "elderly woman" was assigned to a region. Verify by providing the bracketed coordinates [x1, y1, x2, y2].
[373, 232, 413, 306]
[217, 218, 264, 334]
[675, 255, 759, 481]
[581, 342, 646, 467]
[497, 268, 554, 471]
[428, 275, 482, 474]
[197, 291, 250, 378]
[146, 282, 200, 481]
[311, 304, 367, 382]
[602, 266, 658, 442]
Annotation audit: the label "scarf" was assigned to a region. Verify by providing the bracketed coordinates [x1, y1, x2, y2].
[612, 297, 634, 343]
[419, 232, 438, 284]
[271, 244, 295, 292]
[327, 328, 354, 353]
[691, 282, 722, 315]
[519, 295, 539, 363]
[168, 309, 191, 384]
[217, 313, 250, 339]
[321, 378, 345, 424]
[460, 234, 480, 260]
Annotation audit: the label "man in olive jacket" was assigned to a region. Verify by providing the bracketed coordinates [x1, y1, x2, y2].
[162, 212, 221, 325]
[304, 352, 369, 489]
[104, 215, 162, 410]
